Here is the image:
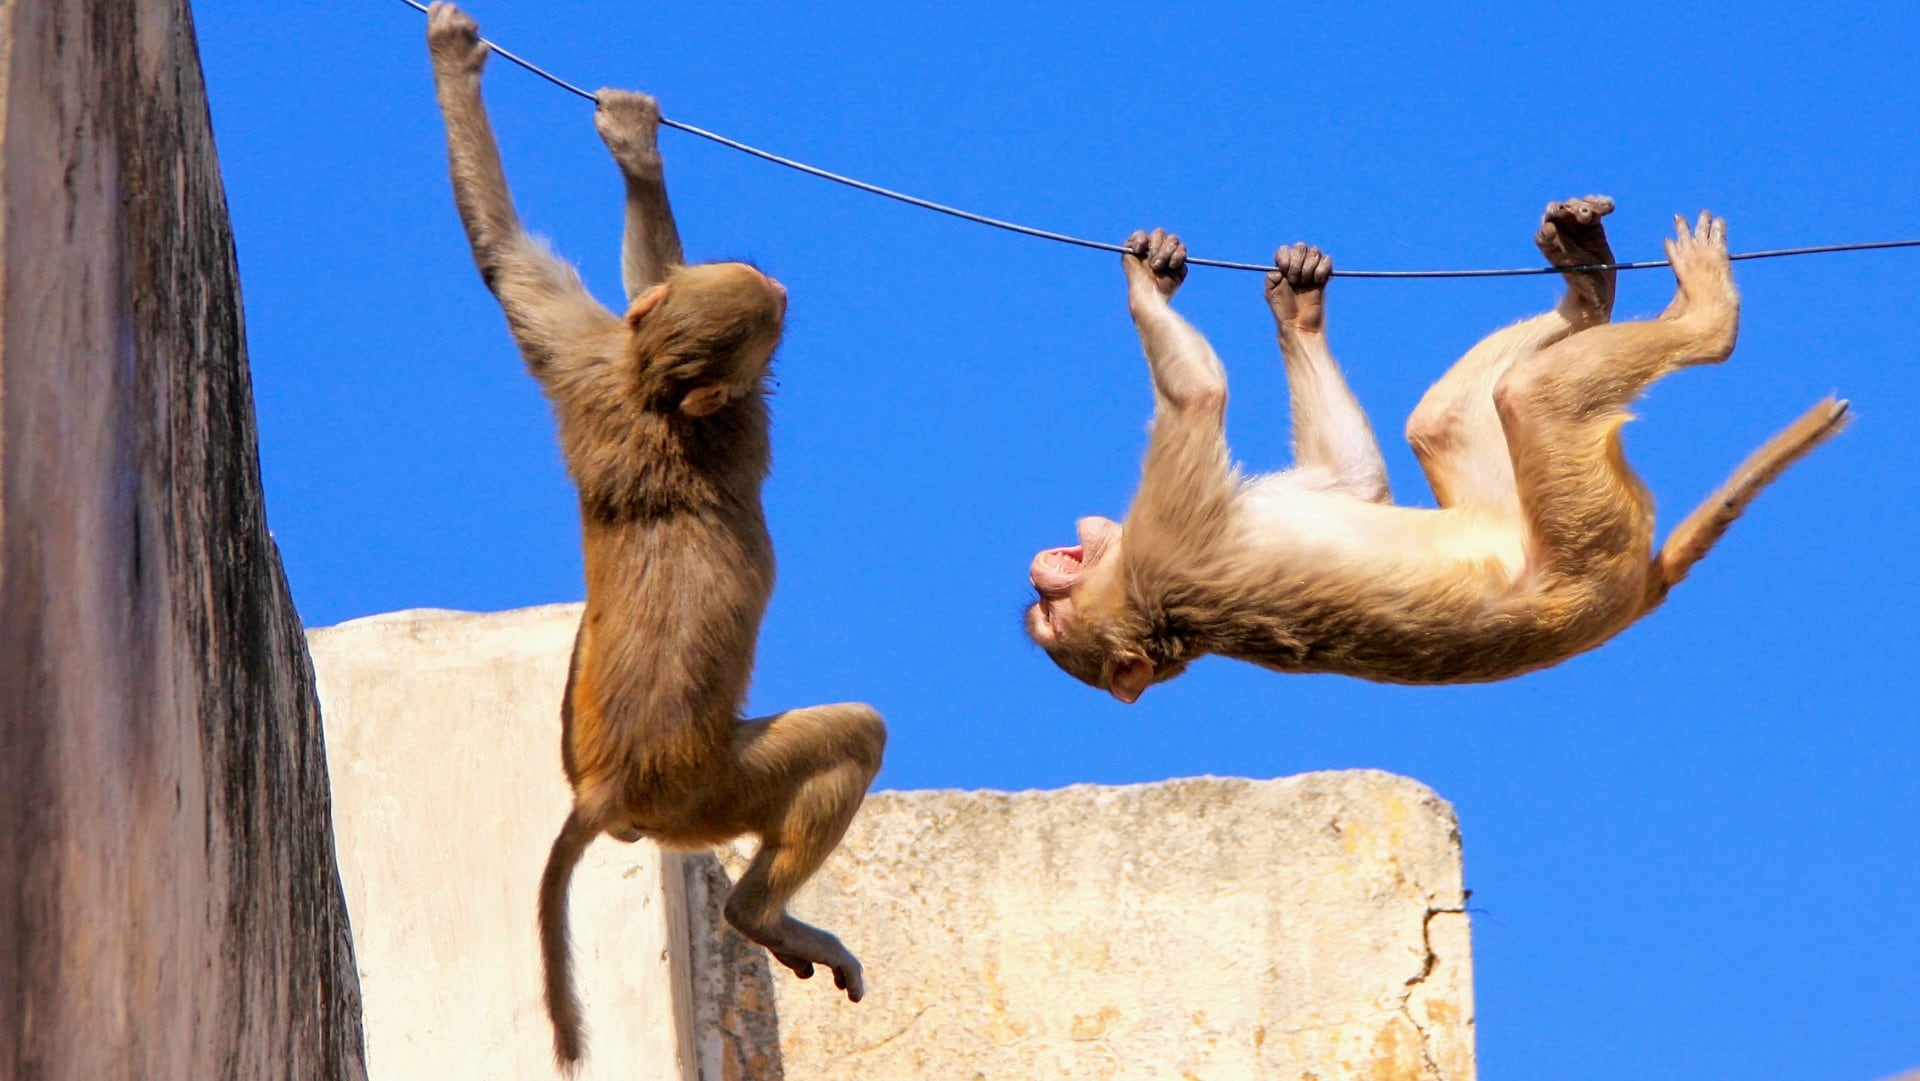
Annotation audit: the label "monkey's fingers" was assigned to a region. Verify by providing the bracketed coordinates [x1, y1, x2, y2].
[1271, 243, 1331, 290]
[1310, 247, 1333, 286]
[1143, 230, 1186, 280]
[425, 3, 488, 70]
[593, 88, 662, 126]
[426, 3, 478, 44]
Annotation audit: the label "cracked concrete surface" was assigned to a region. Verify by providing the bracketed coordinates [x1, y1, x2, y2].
[312, 606, 1475, 1080]
[711, 772, 1476, 1080]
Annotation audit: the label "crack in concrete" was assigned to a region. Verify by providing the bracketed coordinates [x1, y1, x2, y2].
[845, 1003, 934, 1059]
[1405, 905, 1466, 988]
[1399, 905, 1469, 1080]
[1400, 1004, 1447, 1081]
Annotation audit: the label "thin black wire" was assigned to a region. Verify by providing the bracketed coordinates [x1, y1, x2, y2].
[396, 0, 1920, 279]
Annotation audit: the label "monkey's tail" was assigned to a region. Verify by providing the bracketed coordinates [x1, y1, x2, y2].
[540, 808, 598, 1072]
[1647, 396, 1850, 606]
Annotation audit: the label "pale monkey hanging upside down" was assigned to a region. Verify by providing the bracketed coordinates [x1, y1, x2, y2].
[1028, 198, 1849, 701]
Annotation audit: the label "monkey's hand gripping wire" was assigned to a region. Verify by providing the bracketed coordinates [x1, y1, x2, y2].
[394, 0, 1920, 279]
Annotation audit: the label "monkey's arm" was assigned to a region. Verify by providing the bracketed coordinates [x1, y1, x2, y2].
[1265, 245, 1391, 503]
[1121, 233, 1235, 532]
[1132, 292, 1228, 417]
[1123, 231, 1225, 415]
[428, 5, 618, 383]
[594, 90, 685, 300]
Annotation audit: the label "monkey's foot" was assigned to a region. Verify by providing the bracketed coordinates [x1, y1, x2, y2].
[771, 945, 865, 1002]
[748, 919, 866, 1002]
[593, 90, 666, 179]
[1535, 196, 1615, 267]
[1535, 195, 1616, 318]
[1661, 211, 1738, 337]
[1664, 211, 1734, 300]
[1265, 242, 1333, 332]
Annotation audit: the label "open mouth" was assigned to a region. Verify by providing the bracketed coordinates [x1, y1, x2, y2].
[1042, 545, 1084, 574]
[1031, 542, 1087, 597]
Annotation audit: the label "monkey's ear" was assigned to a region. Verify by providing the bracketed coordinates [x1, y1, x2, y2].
[625, 283, 670, 328]
[679, 384, 731, 417]
[1106, 656, 1154, 704]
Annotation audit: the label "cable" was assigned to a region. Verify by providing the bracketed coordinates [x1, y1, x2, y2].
[396, 0, 1920, 279]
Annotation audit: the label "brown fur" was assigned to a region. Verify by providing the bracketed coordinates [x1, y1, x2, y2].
[428, 5, 885, 1070]
[1028, 206, 1847, 699]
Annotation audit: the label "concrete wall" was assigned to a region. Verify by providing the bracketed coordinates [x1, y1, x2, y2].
[719, 775, 1475, 1081]
[311, 606, 694, 1081]
[0, 1, 367, 1076]
[313, 605, 1475, 1081]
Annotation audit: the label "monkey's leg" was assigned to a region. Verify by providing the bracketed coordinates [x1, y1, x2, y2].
[1407, 197, 1617, 512]
[725, 703, 886, 1001]
[1494, 213, 1739, 578]
[1266, 244, 1390, 502]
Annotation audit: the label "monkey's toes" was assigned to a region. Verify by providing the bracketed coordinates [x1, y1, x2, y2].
[1535, 195, 1616, 268]
[1662, 211, 1736, 308]
[1669, 211, 1730, 254]
[1547, 195, 1613, 227]
[1695, 210, 1728, 249]
[834, 960, 866, 1003]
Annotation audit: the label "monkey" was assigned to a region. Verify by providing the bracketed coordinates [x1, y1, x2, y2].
[1027, 197, 1849, 701]
[426, 4, 886, 1069]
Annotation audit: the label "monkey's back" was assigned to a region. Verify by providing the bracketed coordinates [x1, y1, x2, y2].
[1190, 497, 1659, 684]
[1198, 562, 1655, 684]
[559, 404, 776, 824]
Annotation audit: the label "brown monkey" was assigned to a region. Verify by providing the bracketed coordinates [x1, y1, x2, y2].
[1028, 199, 1848, 700]
[426, 4, 885, 1069]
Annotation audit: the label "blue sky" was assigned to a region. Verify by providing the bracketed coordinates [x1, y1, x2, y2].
[200, 4, 1917, 1078]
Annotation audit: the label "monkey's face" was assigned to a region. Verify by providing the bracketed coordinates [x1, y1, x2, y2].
[1027, 517, 1169, 702]
[1025, 515, 1123, 645]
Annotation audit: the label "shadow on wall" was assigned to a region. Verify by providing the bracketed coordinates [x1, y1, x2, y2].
[684, 855, 786, 1081]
